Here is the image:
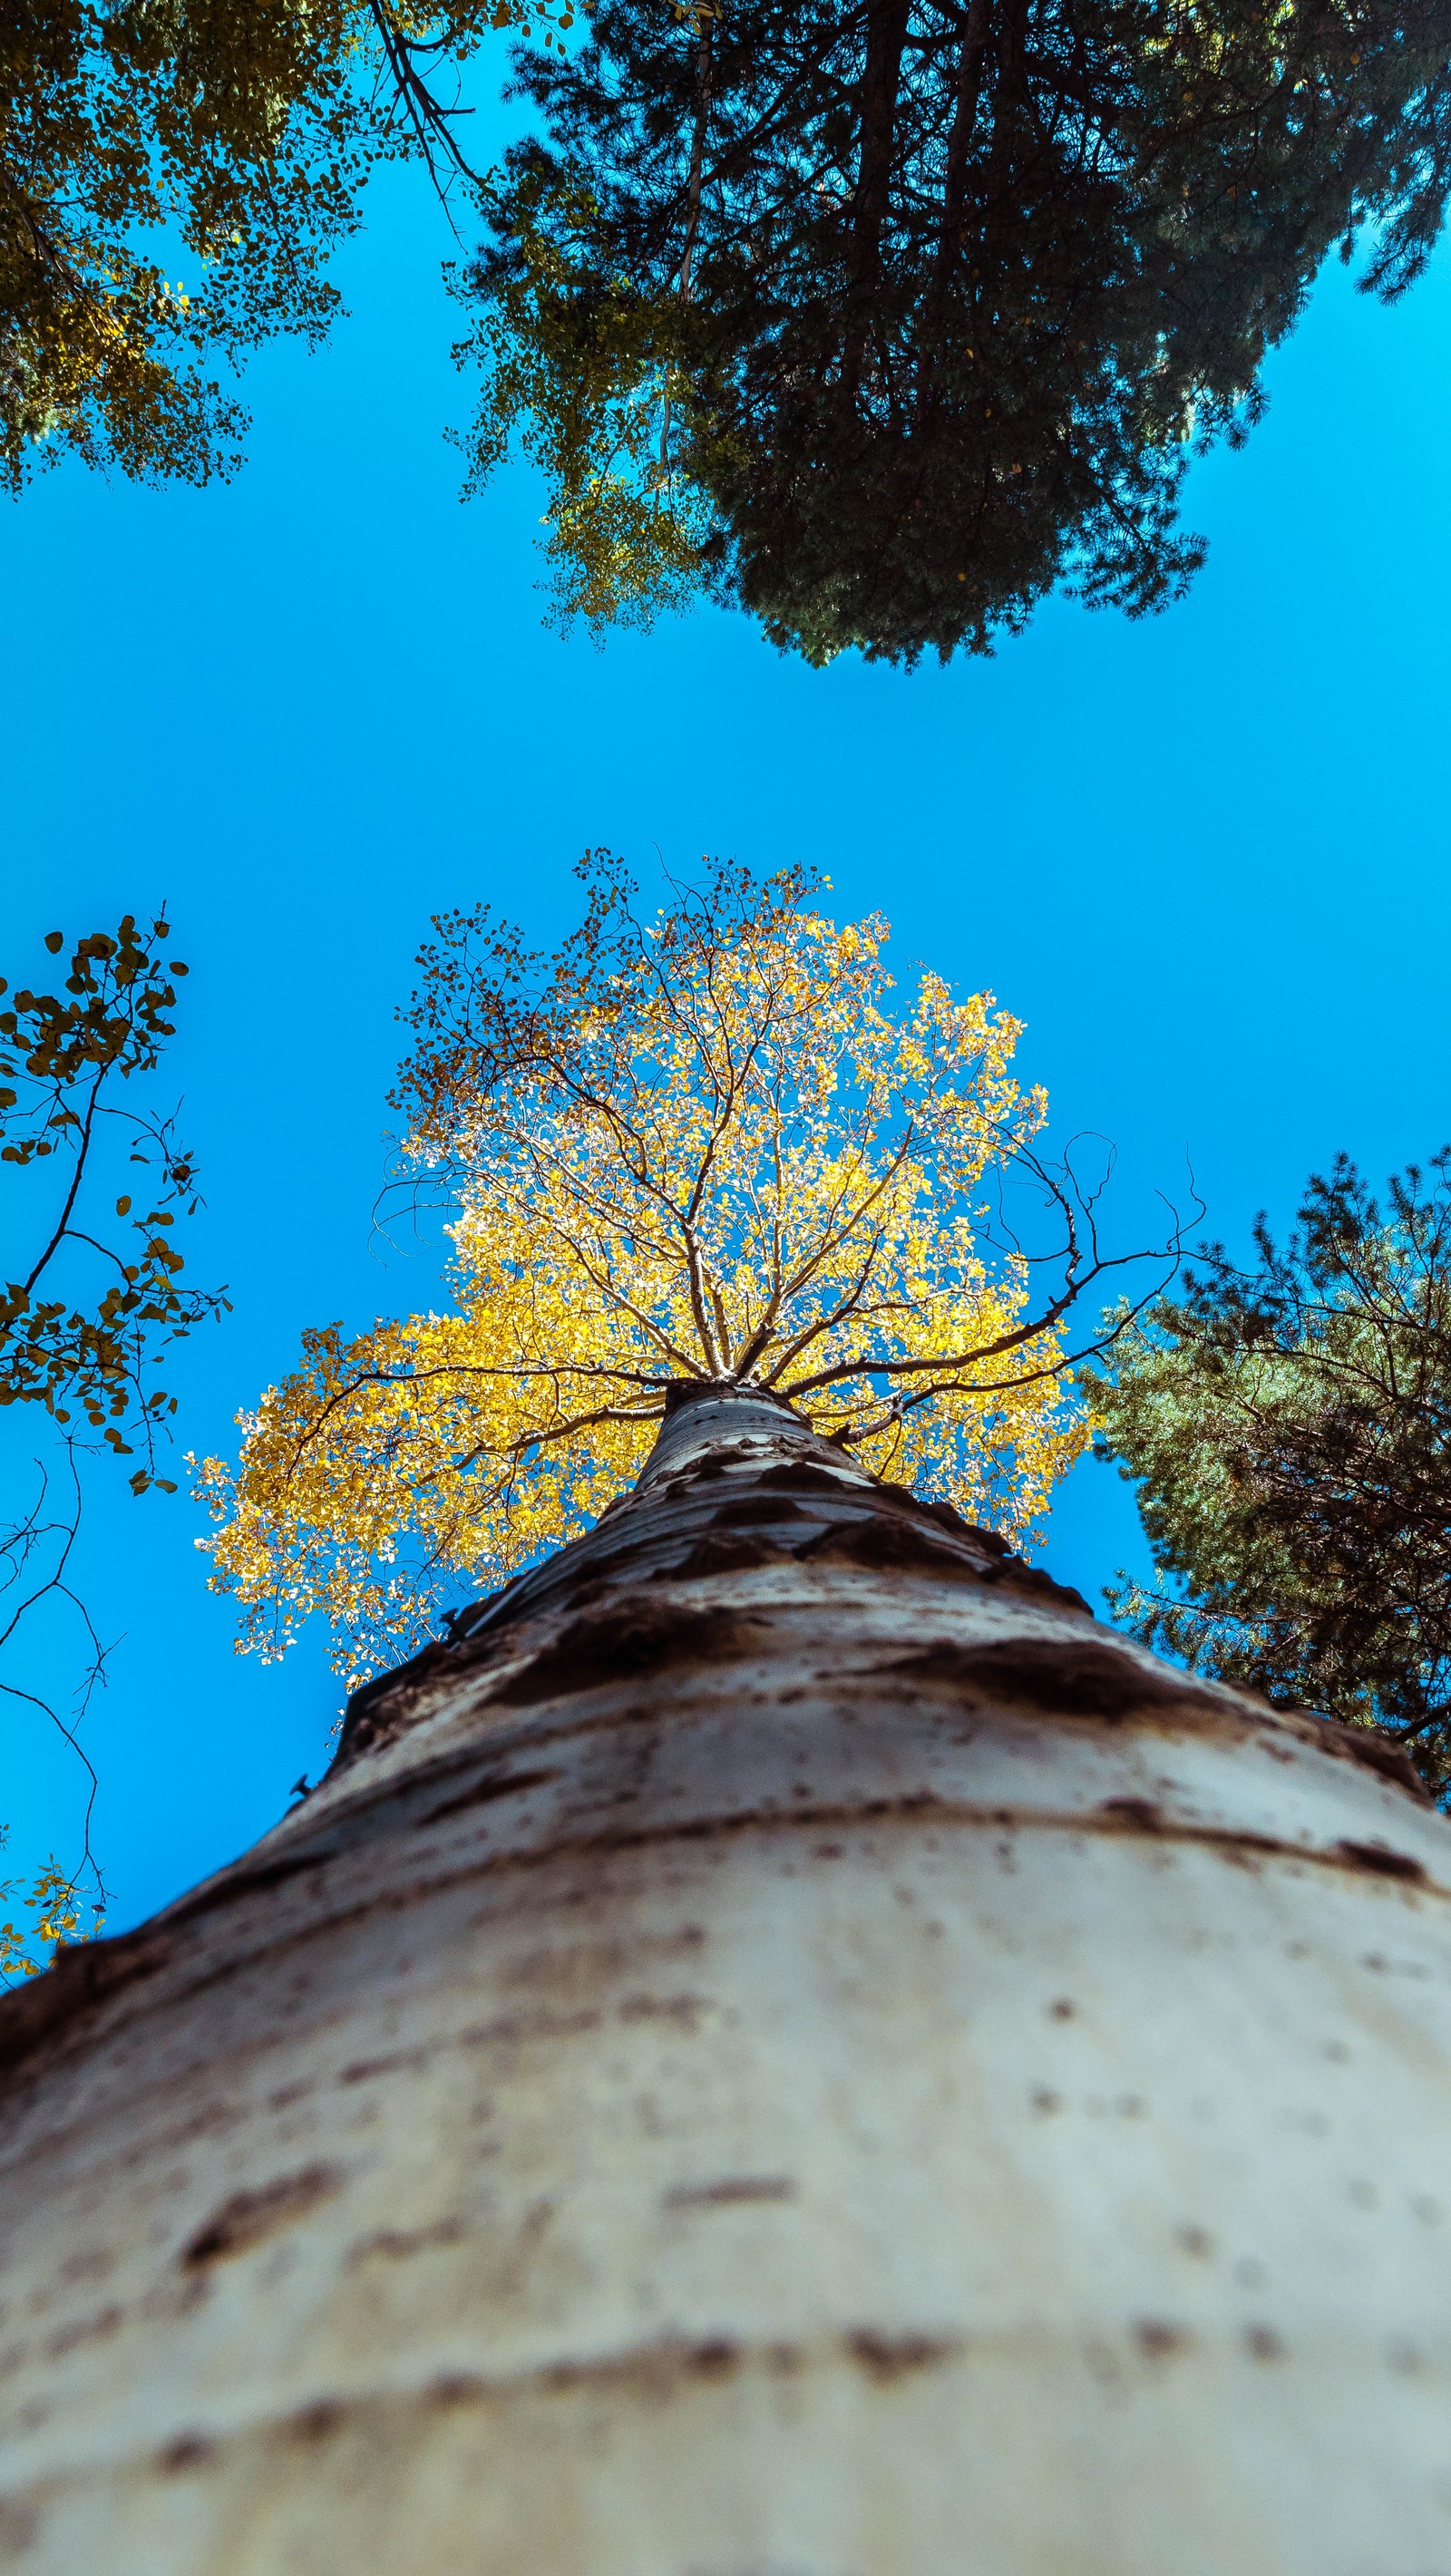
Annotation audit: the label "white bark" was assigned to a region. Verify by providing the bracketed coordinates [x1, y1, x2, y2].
[2, 1385, 1449, 2574]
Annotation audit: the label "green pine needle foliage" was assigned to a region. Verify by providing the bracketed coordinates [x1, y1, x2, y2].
[1086, 1152, 1451, 1796]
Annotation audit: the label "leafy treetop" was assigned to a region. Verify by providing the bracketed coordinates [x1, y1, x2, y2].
[197, 854, 1144, 1682]
[1087, 1152, 1451, 1793]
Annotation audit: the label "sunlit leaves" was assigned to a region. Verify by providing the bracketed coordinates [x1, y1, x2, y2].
[0, 1842, 93, 1983]
[198, 853, 1088, 1682]
[452, 170, 726, 632]
[0, 1, 579, 491]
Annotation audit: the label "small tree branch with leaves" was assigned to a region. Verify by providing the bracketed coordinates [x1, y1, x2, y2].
[0, 913, 226, 1979]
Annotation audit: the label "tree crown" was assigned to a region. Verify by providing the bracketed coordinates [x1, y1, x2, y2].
[1, 0, 560, 491]
[459, 0, 1451, 659]
[198, 855, 1105, 1678]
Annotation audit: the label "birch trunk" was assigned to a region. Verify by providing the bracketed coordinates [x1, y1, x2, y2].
[3, 1385, 1450, 2574]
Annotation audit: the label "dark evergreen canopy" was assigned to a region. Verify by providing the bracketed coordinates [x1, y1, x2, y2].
[463, 0, 1451, 660]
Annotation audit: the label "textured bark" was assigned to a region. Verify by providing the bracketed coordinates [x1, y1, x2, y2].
[2, 1385, 1450, 2573]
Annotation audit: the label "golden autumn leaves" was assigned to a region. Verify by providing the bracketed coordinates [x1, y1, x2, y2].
[196, 856, 1096, 1682]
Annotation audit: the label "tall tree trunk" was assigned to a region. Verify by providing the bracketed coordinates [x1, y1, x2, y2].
[938, 0, 995, 267]
[2, 1383, 1449, 2572]
[915, 0, 994, 428]
[661, 0, 716, 478]
[843, 0, 912, 390]
[675, 0, 717, 300]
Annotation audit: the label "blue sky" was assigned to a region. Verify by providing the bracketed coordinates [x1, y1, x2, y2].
[3, 104, 1449, 1935]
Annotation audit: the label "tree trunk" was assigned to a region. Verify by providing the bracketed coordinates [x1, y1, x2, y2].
[915, 0, 993, 427]
[2, 1383, 1449, 2573]
[843, 0, 911, 389]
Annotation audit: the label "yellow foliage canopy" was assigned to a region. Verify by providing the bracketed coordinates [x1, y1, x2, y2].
[197, 857, 1095, 1681]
